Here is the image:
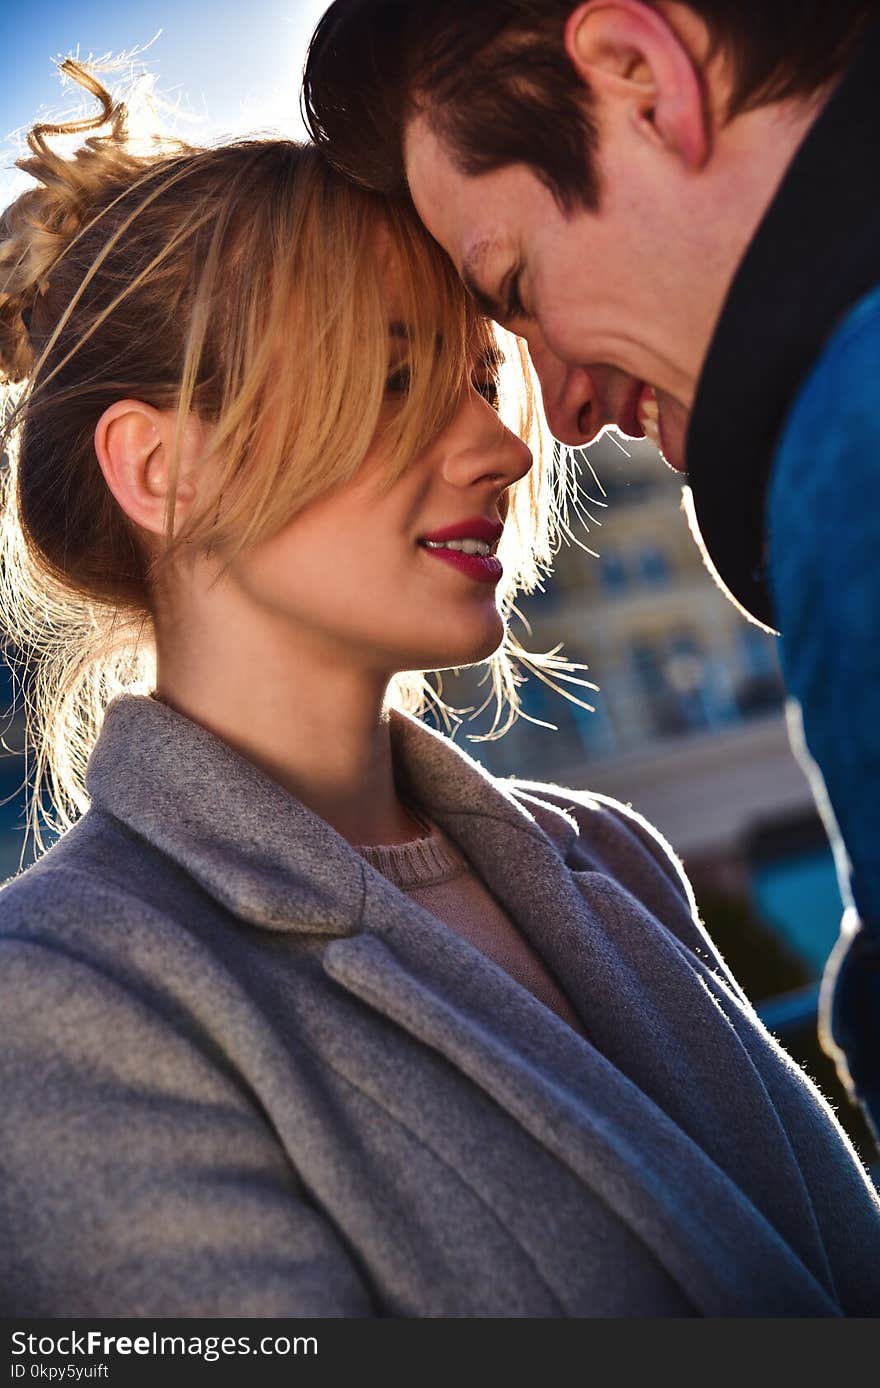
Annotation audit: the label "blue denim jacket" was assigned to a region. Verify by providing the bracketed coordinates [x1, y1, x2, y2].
[767, 283, 880, 1141]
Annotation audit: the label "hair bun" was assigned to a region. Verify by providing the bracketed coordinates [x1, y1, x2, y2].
[0, 280, 38, 384]
[0, 58, 126, 384]
[0, 188, 55, 382]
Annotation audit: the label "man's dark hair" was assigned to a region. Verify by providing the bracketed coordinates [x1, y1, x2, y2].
[303, 0, 877, 212]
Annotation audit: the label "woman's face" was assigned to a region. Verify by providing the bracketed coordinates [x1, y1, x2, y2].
[219, 257, 534, 680]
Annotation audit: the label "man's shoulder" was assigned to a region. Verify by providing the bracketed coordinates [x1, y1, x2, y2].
[769, 281, 880, 621]
[818, 282, 880, 368]
[775, 281, 880, 496]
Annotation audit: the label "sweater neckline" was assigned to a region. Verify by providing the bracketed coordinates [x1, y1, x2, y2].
[356, 817, 467, 888]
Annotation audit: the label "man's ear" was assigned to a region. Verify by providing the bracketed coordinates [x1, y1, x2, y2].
[94, 401, 200, 537]
[564, 0, 710, 169]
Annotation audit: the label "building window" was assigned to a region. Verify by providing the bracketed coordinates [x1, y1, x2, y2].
[636, 543, 671, 587]
[598, 548, 629, 594]
[629, 631, 734, 738]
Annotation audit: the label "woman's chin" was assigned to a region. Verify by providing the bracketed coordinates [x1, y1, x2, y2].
[409, 617, 506, 673]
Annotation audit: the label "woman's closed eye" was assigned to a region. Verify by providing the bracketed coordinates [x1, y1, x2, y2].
[384, 365, 500, 410]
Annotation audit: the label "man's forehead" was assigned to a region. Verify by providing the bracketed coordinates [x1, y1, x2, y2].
[403, 113, 452, 198]
[404, 115, 487, 242]
[405, 122, 458, 246]
[404, 117, 520, 275]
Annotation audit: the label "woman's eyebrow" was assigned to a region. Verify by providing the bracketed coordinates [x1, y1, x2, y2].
[387, 322, 504, 369]
[387, 322, 442, 345]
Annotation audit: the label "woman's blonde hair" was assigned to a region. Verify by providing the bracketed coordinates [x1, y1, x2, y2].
[0, 60, 593, 853]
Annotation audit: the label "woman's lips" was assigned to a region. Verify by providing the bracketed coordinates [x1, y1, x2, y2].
[419, 546, 503, 584]
[418, 515, 504, 584]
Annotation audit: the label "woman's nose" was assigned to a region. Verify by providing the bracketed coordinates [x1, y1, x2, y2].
[439, 389, 533, 493]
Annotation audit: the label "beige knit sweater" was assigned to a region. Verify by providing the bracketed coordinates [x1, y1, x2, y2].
[357, 814, 589, 1040]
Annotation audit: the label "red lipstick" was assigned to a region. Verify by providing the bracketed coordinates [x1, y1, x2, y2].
[418, 515, 504, 585]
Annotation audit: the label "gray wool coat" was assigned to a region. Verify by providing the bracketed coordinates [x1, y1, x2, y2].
[1, 693, 879, 1318]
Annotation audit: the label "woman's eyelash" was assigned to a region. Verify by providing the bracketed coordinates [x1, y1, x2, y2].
[474, 378, 500, 407]
[385, 366, 412, 394]
[384, 368, 500, 407]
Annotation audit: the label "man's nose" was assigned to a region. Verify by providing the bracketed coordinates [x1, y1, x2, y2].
[440, 390, 533, 493]
[527, 339, 605, 447]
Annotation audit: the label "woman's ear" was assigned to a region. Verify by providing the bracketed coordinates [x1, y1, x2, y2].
[94, 401, 200, 537]
[564, 0, 711, 170]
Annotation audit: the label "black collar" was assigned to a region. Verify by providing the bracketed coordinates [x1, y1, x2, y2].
[685, 16, 880, 631]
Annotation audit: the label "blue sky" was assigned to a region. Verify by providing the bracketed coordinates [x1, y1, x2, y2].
[1, 0, 329, 207]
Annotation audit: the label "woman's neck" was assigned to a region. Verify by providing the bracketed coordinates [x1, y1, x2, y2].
[152, 570, 424, 848]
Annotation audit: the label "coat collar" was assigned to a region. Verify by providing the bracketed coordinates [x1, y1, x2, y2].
[85, 692, 578, 935]
[685, 14, 880, 630]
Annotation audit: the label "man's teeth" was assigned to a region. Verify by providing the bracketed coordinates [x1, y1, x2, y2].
[638, 389, 662, 450]
[423, 538, 492, 555]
